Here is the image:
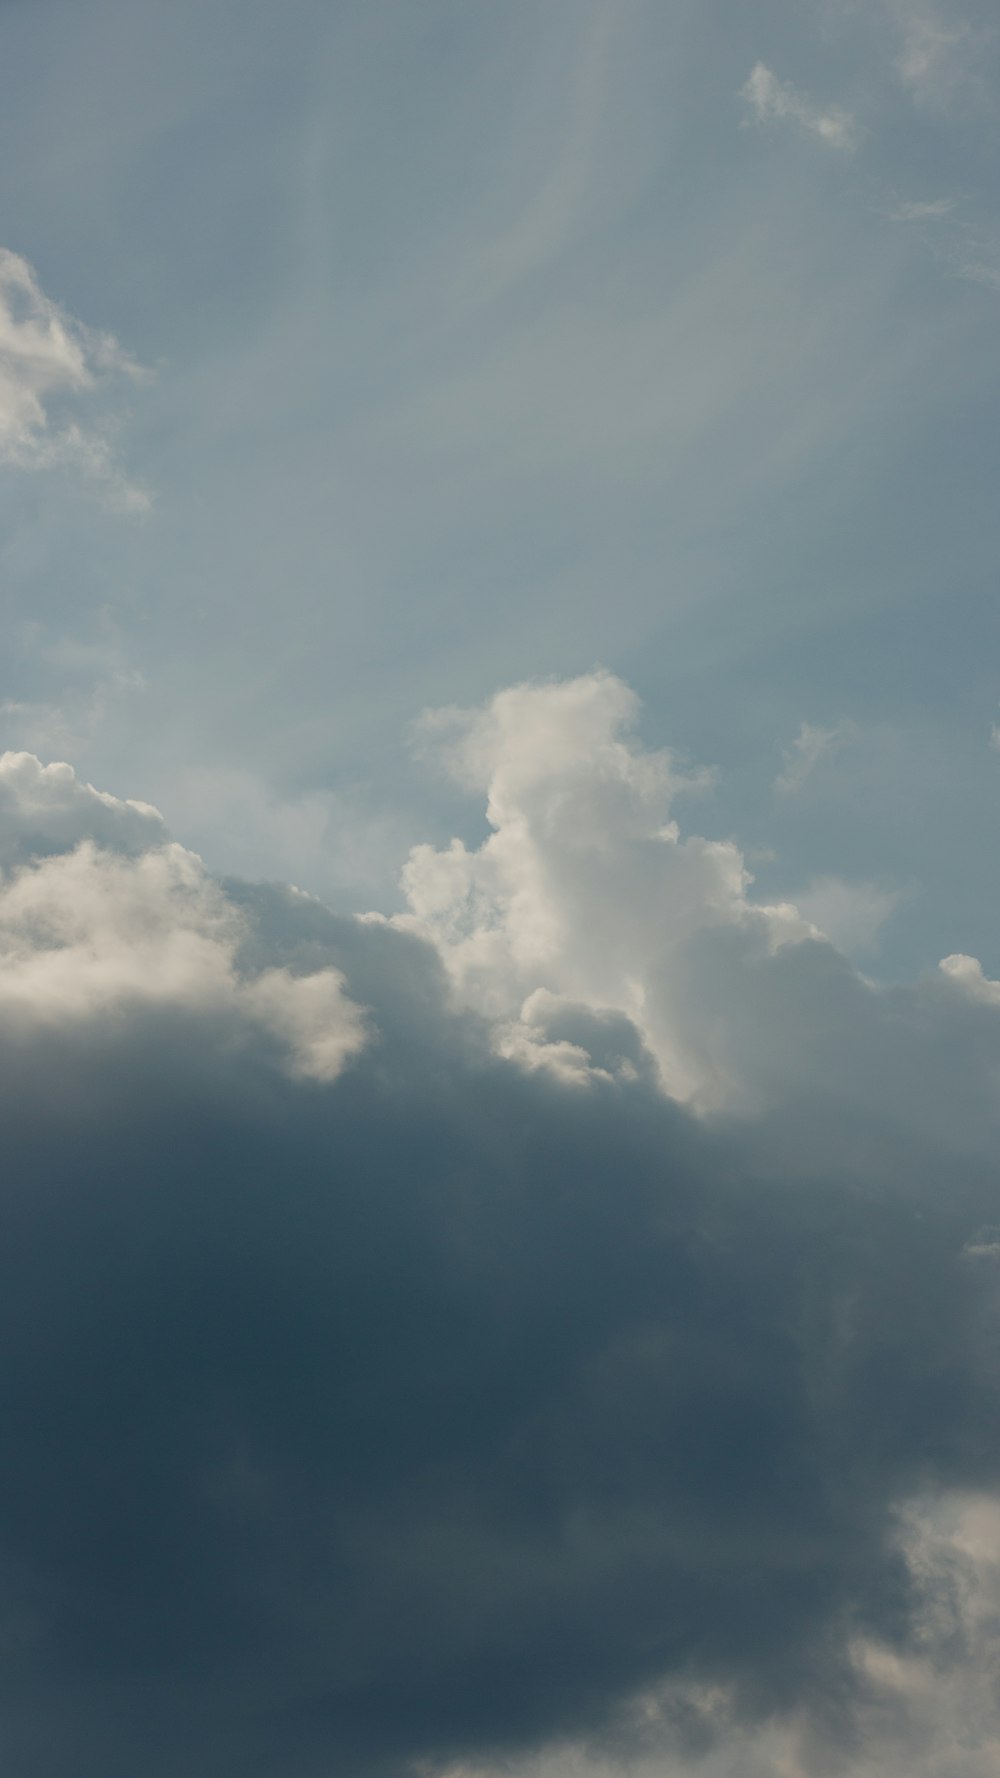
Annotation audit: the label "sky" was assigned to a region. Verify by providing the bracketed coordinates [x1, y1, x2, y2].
[0, 1, 999, 1774]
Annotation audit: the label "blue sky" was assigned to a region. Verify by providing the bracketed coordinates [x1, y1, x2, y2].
[2, 0, 999, 965]
[2, 5, 1000, 1775]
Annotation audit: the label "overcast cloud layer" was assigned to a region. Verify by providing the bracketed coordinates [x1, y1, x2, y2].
[1, 1, 999, 1773]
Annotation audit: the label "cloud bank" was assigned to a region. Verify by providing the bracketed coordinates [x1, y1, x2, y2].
[0, 674, 999, 1777]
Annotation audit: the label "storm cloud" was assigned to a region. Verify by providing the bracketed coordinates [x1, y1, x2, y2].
[0, 681, 998, 1778]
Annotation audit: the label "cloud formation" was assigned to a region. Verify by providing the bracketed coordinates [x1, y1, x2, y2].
[0, 751, 366, 1075]
[741, 64, 857, 150]
[0, 677, 999, 1777]
[0, 247, 148, 508]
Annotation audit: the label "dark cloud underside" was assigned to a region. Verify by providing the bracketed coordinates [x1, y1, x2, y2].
[0, 889, 997, 1777]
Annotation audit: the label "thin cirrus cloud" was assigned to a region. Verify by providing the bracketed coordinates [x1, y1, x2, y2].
[740, 63, 857, 150]
[0, 247, 149, 510]
[1, 675, 999, 1775]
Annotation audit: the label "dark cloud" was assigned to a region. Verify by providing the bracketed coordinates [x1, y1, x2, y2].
[0, 874, 997, 1778]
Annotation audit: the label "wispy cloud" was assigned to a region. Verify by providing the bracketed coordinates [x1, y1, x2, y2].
[889, 2, 977, 105]
[470, 0, 629, 299]
[885, 195, 1000, 296]
[954, 244, 1000, 293]
[774, 719, 854, 795]
[741, 62, 857, 151]
[0, 247, 149, 510]
[886, 196, 958, 222]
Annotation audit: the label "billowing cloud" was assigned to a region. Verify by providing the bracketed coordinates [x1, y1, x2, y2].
[0, 751, 367, 1076]
[741, 64, 857, 151]
[0, 247, 148, 509]
[0, 677, 999, 1777]
[0, 750, 165, 865]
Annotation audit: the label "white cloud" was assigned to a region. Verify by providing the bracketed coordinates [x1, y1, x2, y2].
[400, 673, 810, 1102]
[0, 751, 367, 1080]
[0, 247, 149, 509]
[741, 63, 857, 151]
[9, 677, 994, 1152]
[395, 675, 1000, 1154]
[0, 748, 166, 867]
[7, 675, 1000, 1141]
[938, 951, 1000, 1004]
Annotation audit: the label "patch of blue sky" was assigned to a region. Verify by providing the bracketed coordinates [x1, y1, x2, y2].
[0, 0, 998, 969]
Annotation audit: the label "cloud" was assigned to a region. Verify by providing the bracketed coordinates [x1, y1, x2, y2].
[0, 751, 367, 1076]
[775, 719, 854, 795]
[790, 874, 903, 957]
[0, 247, 149, 509]
[1, 682, 1000, 1776]
[741, 64, 857, 151]
[886, 2, 979, 105]
[401, 671, 764, 1102]
[886, 197, 958, 222]
[0, 749, 165, 866]
[444, 1493, 1000, 1778]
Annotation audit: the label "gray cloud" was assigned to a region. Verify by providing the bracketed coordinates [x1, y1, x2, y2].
[0, 699, 998, 1777]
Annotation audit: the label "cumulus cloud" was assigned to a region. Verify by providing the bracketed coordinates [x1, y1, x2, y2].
[0, 751, 367, 1077]
[0, 247, 148, 509]
[0, 749, 165, 866]
[401, 672, 802, 1102]
[1, 683, 1000, 1777]
[741, 63, 857, 150]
